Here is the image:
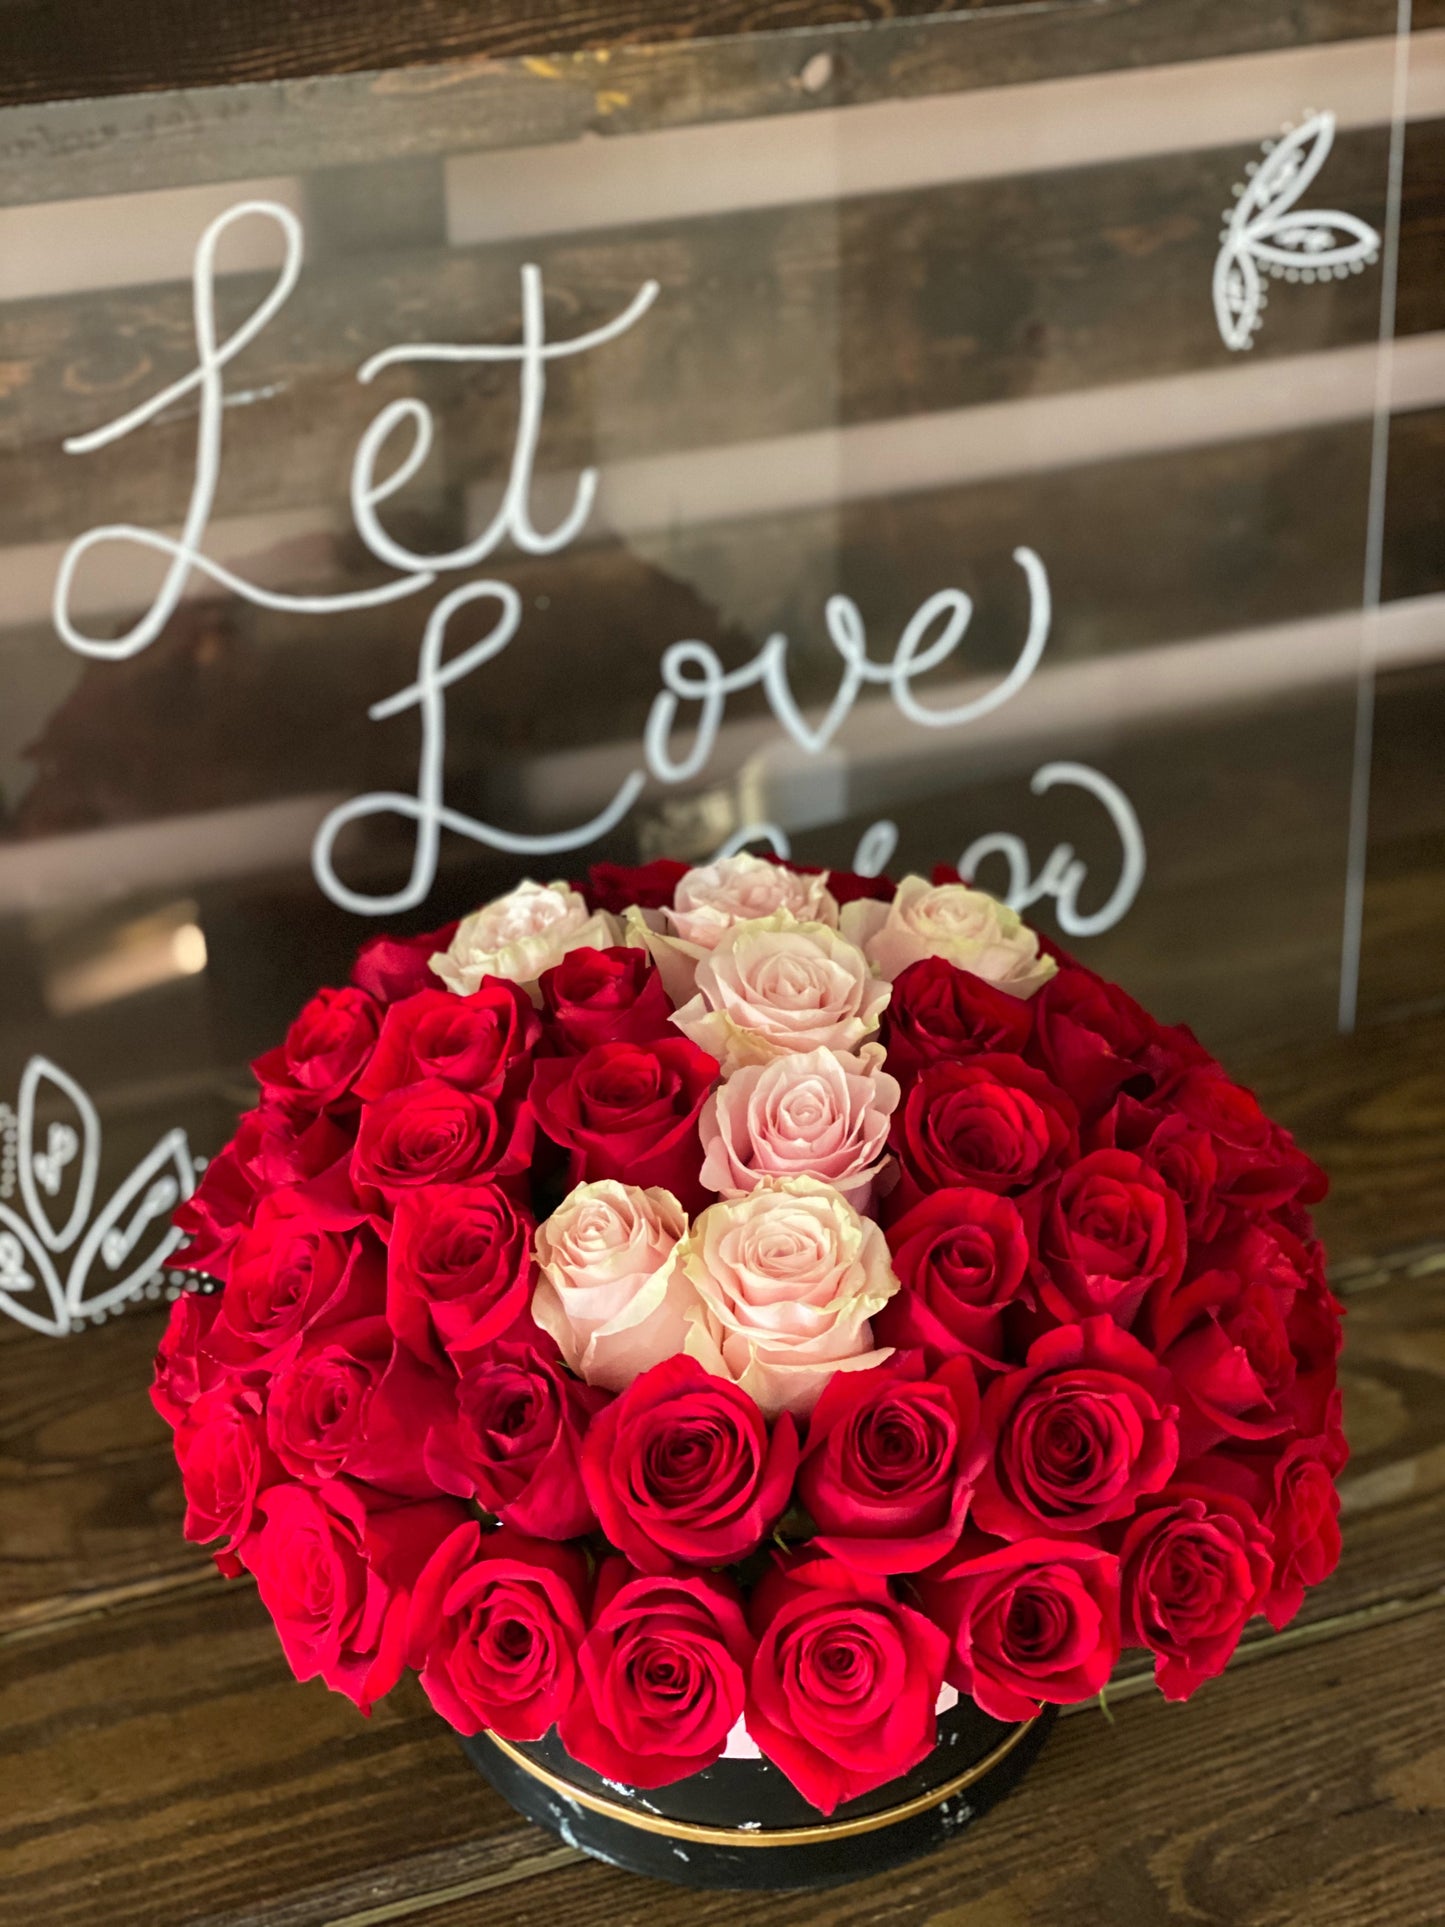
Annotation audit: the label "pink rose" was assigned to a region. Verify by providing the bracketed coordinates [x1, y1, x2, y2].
[532, 1180, 691, 1391]
[670, 853, 839, 949]
[670, 914, 890, 1075]
[431, 881, 621, 1000]
[678, 1179, 898, 1417]
[699, 1045, 900, 1210]
[841, 877, 1056, 997]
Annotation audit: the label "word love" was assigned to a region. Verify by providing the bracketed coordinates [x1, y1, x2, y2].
[54, 198, 1145, 937]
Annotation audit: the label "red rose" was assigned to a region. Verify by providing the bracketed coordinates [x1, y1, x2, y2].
[351, 1076, 532, 1207]
[876, 1187, 1032, 1367]
[582, 858, 689, 915]
[1037, 1149, 1186, 1329]
[407, 1520, 589, 1740]
[917, 1535, 1121, 1722]
[1118, 1484, 1273, 1700]
[539, 946, 676, 1053]
[424, 1343, 606, 1540]
[1162, 1067, 1326, 1212]
[559, 1562, 754, 1786]
[151, 1288, 225, 1425]
[798, 1355, 978, 1573]
[239, 1479, 466, 1711]
[355, 980, 538, 1103]
[973, 1317, 1179, 1538]
[1146, 1222, 1331, 1454]
[890, 1054, 1078, 1213]
[581, 1355, 797, 1572]
[252, 986, 380, 1111]
[387, 1182, 534, 1367]
[1261, 1441, 1342, 1628]
[529, 1037, 717, 1211]
[350, 920, 458, 1003]
[264, 1315, 445, 1496]
[209, 1195, 381, 1368]
[1027, 965, 1156, 1121]
[880, 955, 1032, 1084]
[781, 860, 896, 907]
[174, 1103, 351, 1280]
[746, 1551, 949, 1814]
[1094, 1094, 1224, 1241]
[174, 1379, 278, 1563]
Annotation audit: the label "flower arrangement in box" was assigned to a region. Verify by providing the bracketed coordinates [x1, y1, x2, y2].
[153, 856, 1344, 1889]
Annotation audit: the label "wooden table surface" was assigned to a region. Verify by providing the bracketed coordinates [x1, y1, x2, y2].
[3, 1008, 1444, 1927]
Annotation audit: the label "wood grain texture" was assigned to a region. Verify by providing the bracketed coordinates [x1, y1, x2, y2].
[0, 0, 1052, 109]
[0, 118, 1410, 514]
[0, 0, 1398, 122]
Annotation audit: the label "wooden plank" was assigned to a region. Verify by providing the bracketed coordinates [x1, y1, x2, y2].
[0, 116, 1406, 516]
[0, 0, 1052, 110]
[0, 3, 1401, 206]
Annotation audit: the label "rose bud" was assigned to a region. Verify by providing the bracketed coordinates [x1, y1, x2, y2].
[1026, 963, 1155, 1122]
[699, 1044, 900, 1212]
[424, 1343, 607, 1541]
[350, 919, 458, 1004]
[251, 985, 381, 1113]
[529, 1036, 717, 1212]
[581, 1355, 798, 1572]
[1093, 1094, 1224, 1241]
[1162, 1067, 1326, 1212]
[1261, 1440, 1343, 1628]
[351, 1076, 533, 1208]
[532, 1180, 691, 1392]
[876, 1187, 1032, 1368]
[678, 1178, 900, 1419]
[745, 1550, 950, 1815]
[972, 1316, 1179, 1539]
[917, 1536, 1121, 1722]
[538, 946, 676, 1053]
[880, 955, 1034, 1086]
[840, 876, 1056, 997]
[173, 1379, 278, 1568]
[238, 1480, 467, 1712]
[889, 1054, 1079, 1213]
[560, 1563, 755, 1786]
[151, 1287, 225, 1426]
[407, 1520, 589, 1741]
[387, 1181, 535, 1368]
[1037, 1148, 1187, 1330]
[581, 858, 689, 915]
[798, 1354, 979, 1573]
[1119, 1486, 1273, 1700]
[355, 979, 538, 1103]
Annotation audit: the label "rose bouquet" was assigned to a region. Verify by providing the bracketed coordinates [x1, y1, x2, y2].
[153, 855, 1344, 1853]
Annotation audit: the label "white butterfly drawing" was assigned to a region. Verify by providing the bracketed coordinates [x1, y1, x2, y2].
[0, 1056, 197, 1337]
[1214, 110, 1381, 352]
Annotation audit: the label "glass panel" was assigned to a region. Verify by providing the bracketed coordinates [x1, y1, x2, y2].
[0, 12, 1417, 1331]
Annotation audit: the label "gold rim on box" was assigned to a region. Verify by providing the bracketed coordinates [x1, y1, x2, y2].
[483, 1716, 1037, 1847]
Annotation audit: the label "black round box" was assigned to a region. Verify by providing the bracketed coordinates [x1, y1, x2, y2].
[460, 1697, 1054, 1890]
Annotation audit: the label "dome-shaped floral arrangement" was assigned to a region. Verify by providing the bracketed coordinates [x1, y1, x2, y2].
[154, 855, 1344, 1817]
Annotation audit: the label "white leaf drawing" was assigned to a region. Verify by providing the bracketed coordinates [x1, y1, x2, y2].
[16, 1056, 99, 1251]
[0, 1202, 69, 1337]
[1213, 111, 1380, 352]
[0, 1055, 199, 1336]
[65, 1127, 195, 1320]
